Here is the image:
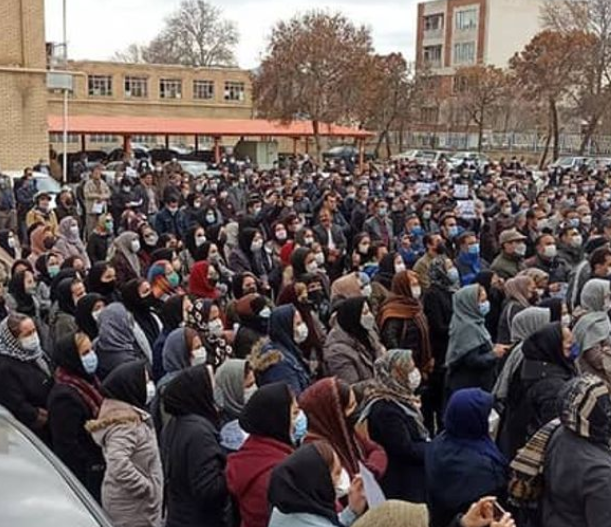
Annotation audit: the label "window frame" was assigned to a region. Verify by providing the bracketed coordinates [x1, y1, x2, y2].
[193, 79, 215, 100]
[224, 81, 246, 102]
[87, 75, 113, 97]
[159, 78, 183, 99]
[124, 76, 148, 98]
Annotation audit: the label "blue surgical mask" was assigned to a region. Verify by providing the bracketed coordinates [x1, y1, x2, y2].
[569, 342, 580, 361]
[410, 226, 424, 237]
[81, 350, 98, 375]
[291, 410, 308, 446]
[479, 300, 491, 316]
[447, 267, 460, 283]
[467, 244, 480, 256]
[448, 226, 459, 238]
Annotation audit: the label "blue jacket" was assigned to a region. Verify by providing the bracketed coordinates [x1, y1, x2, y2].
[255, 341, 310, 396]
[155, 207, 180, 237]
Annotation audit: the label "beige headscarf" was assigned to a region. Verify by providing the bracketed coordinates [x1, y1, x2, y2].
[353, 501, 429, 527]
[504, 275, 534, 308]
[330, 272, 362, 301]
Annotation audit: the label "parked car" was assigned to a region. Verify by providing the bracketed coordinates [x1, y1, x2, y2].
[322, 145, 375, 163]
[178, 160, 209, 177]
[588, 157, 611, 170]
[0, 405, 113, 527]
[106, 146, 150, 163]
[548, 156, 590, 171]
[448, 152, 491, 168]
[4, 170, 62, 208]
[392, 149, 448, 163]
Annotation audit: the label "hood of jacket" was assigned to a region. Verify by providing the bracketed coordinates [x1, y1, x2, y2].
[85, 398, 147, 445]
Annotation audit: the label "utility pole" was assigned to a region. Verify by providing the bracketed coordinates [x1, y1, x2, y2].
[61, 0, 68, 184]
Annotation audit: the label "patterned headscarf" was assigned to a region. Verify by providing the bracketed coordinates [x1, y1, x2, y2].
[429, 256, 458, 292]
[0, 317, 43, 362]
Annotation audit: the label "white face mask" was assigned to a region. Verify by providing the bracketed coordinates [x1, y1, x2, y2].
[244, 385, 258, 402]
[362, 284, 372, 298]
[91, 309, 103, 323]
[69, 225, 80, 236]
[294, 322, 309, 344]
[130, 240, 141, 253]
[408, 368, 422, 391]
[259, 306, 272, 319]
[305, 261, 318, 274]
[146, 380, 156, 405]
[195, 235, 207, 247]
[314, 252, 325, 266]
[395, 262, 407, 274]
[20, 333, 40, 352]
[361, 312, 375, 330]
[208, 319, 224, 337]
[514, 243, 527, 256]
[411, 285, 422, 300]
[542, 245, 557, 259]
[334, 468, 351, 499]
[7, 236, 16, 249]
[251, 240, 263, 252]
[191, 347, 207, 367]
[276, 230, 287, 241]
[561, 314, 572, 328]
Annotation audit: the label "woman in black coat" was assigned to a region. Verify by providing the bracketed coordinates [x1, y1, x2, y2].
[161, 366, 230, 527]
[423, 256, 459, 432]
[0, 313, 53, 441]
[502, 322, 576, 457]
[47, 331, 105, 501]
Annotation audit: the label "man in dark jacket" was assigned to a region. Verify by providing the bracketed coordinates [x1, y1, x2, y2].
[155, 196, 181, 238]
[524, 233, 570, 284]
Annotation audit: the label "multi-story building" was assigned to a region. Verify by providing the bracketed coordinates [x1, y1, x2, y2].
[47, 59, 254, 152]
[412, 0, 544, 149]
[0, 0, 49, 170]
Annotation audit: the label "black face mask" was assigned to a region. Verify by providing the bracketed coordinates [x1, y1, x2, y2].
[346, 411, 360, 429]
[43, 237, 56, 250]
[98, 280, 115, 297]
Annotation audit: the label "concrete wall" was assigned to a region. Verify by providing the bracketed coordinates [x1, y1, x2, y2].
[0, 0, 49, 170]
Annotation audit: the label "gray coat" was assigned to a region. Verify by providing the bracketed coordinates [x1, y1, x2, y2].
[542, 427, 611, 527]
[87, 399, 163, 527]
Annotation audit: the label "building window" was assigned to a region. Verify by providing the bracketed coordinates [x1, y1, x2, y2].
[453, 75, 469, 93]
[453, 42, 476, 65]
[421, 107, 440, 124]
[455, 8, 478, 30]
[160, 79, 182, 99]
[423, 45, 443, 68]
[124, 76, 148, 98]
[193, 80, 215, 100]
[424, 14, 444, 32]
[88, 75, 113, 96]
[224, 81, 245, 102]
[132, 135, 158, 144]
[90, 134, 118, 143]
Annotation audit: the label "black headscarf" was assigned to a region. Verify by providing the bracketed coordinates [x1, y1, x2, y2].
[161, 295, 185, 332]
[335, 297, 370, 349]
[56, 277, 77, 315]
[151, 248, 175, 263]
[268, 443, 339, 526]
[291, 247, 312, 279]
[162, 365, 219, 426]
[35, 253, 55, 286]
[10, 259, 34, 277]
[238, 227, 258, 255]
[50, 268, 78, 302]
[55, 331, 90, 380]
[75, 293, 104, 340]
[539, 298, 563, 322]
[87, 262, 116, 301]
[239, 382, 293, 445]
[184, 226, 206, 262]
[102, 360, 148, 409]
[0, 230, 16, 258]
[8, 270, 36, 317]
[121, 278, 160, 347]
[232, 272, 258, 299]
[373, 252, 397, 290]
[522, 322, 574, 372]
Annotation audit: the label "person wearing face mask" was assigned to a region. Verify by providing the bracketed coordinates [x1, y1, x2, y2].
[413, 233, 445, 290]
[25, 191, 59, 235]
[86, 360, 163, 527]
[188, 260, 222, 301]
[86, 214, 114, 265]
[154, 196, 181, 238]
[87, 261, 119, 303]
[0, 229, 21, 284]
[426, 389, 508, 527]
[75, 293, 106, 340]
[555, 225, 584, 272]
[53, 216, 91, 269]
[313, 209, 347, 280]
[360, 350, 430, 502]
[0, 313, 52, 440]
[229, 227, 272, 285]
[364, 199, 394, 250]
[572, 311, 611, 388]
[378, 270, 433, 377]
[233, 293, 273, 359]
[501, 323, 576, 457]
[446, 284, 510, 398]
[49, 277, 83, 349]
[455, 232, 489, 286]
[47, 331, 105, 501]
[423, 256, 461, 432]
[109, 231, 142, 284]
[147, 260, 183, 306]
[249, 304, 311, 395]
[176, 194, 204, 240]
[496, 276, 537, 345]
[121, 279, 163, 356]
[227, 383, 298, 527]
[136, 223, 160, 270]
[490, 229, 527, 280]
[267, 441, 367, 527]
[160, 365, 230, 527]
[214, 359, 257, 451]
[439, 214, 460, 259]
[32, 253, 60, 317]
[324, 297, 385, 384]
[180, 225, 208, 273]
[300, 378, 388, 480]
[524, 233, 570, 286]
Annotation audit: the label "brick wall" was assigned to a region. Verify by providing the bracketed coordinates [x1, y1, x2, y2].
[0, 0, 49, 171]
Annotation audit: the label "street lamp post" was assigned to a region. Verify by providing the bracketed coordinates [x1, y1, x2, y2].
[61, 0, 69, 184]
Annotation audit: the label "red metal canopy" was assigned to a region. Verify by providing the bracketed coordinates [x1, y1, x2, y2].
[47, 115, 373, 138]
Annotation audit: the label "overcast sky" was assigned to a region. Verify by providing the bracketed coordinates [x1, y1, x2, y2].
[44, 0, 418, 69]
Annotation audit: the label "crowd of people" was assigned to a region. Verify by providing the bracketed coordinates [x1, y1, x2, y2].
[2, 151, 611, 527]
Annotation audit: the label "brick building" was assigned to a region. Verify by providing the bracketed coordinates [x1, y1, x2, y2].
[0, 0, 49, 171]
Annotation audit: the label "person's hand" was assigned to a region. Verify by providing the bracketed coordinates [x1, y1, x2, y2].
[492, 514, 516, 527]
[548, 282, 562, 293]
[460, 497, 514, 527]
[347, 475, 367, 516]
[493, 344, 510, 358]
[353, 419, 370, 443]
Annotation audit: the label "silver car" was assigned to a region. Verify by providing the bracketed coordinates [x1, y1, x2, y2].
[0, 405, 113, 527]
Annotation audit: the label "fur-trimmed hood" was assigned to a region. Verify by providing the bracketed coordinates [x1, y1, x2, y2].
[85, 398, 148, 445]
[247, 337, 283, 374]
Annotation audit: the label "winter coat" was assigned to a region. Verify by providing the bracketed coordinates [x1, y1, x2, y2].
[323, 324, 384, 384]
[490, 252, 524, 280]
[86, 399, 163, 527]
[542, 427, 611, 527]
[154, 208, 180, 237]
[423, 285, 453, 370]
[445, 343, 498, 395]
[87, 232, 112, 264]
[161, 413, 230, 527]
[47, 382, 105, 500]
[578, 342, 611, 388]
[268, 508, 358, 527]
[496, 299, 527, 345]
[226, 435, 294, 527]
[0, 354, 52, 437]
[367, 399, 428, 503]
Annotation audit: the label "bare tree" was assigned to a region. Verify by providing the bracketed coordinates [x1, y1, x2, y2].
[115, 0, 238, 67]
[112, 43, 147, 64]
[543, 0, 611, 154]
[253, 11, 373, 160]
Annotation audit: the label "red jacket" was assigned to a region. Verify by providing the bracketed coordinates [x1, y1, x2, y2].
[226, 435, 293, 527]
